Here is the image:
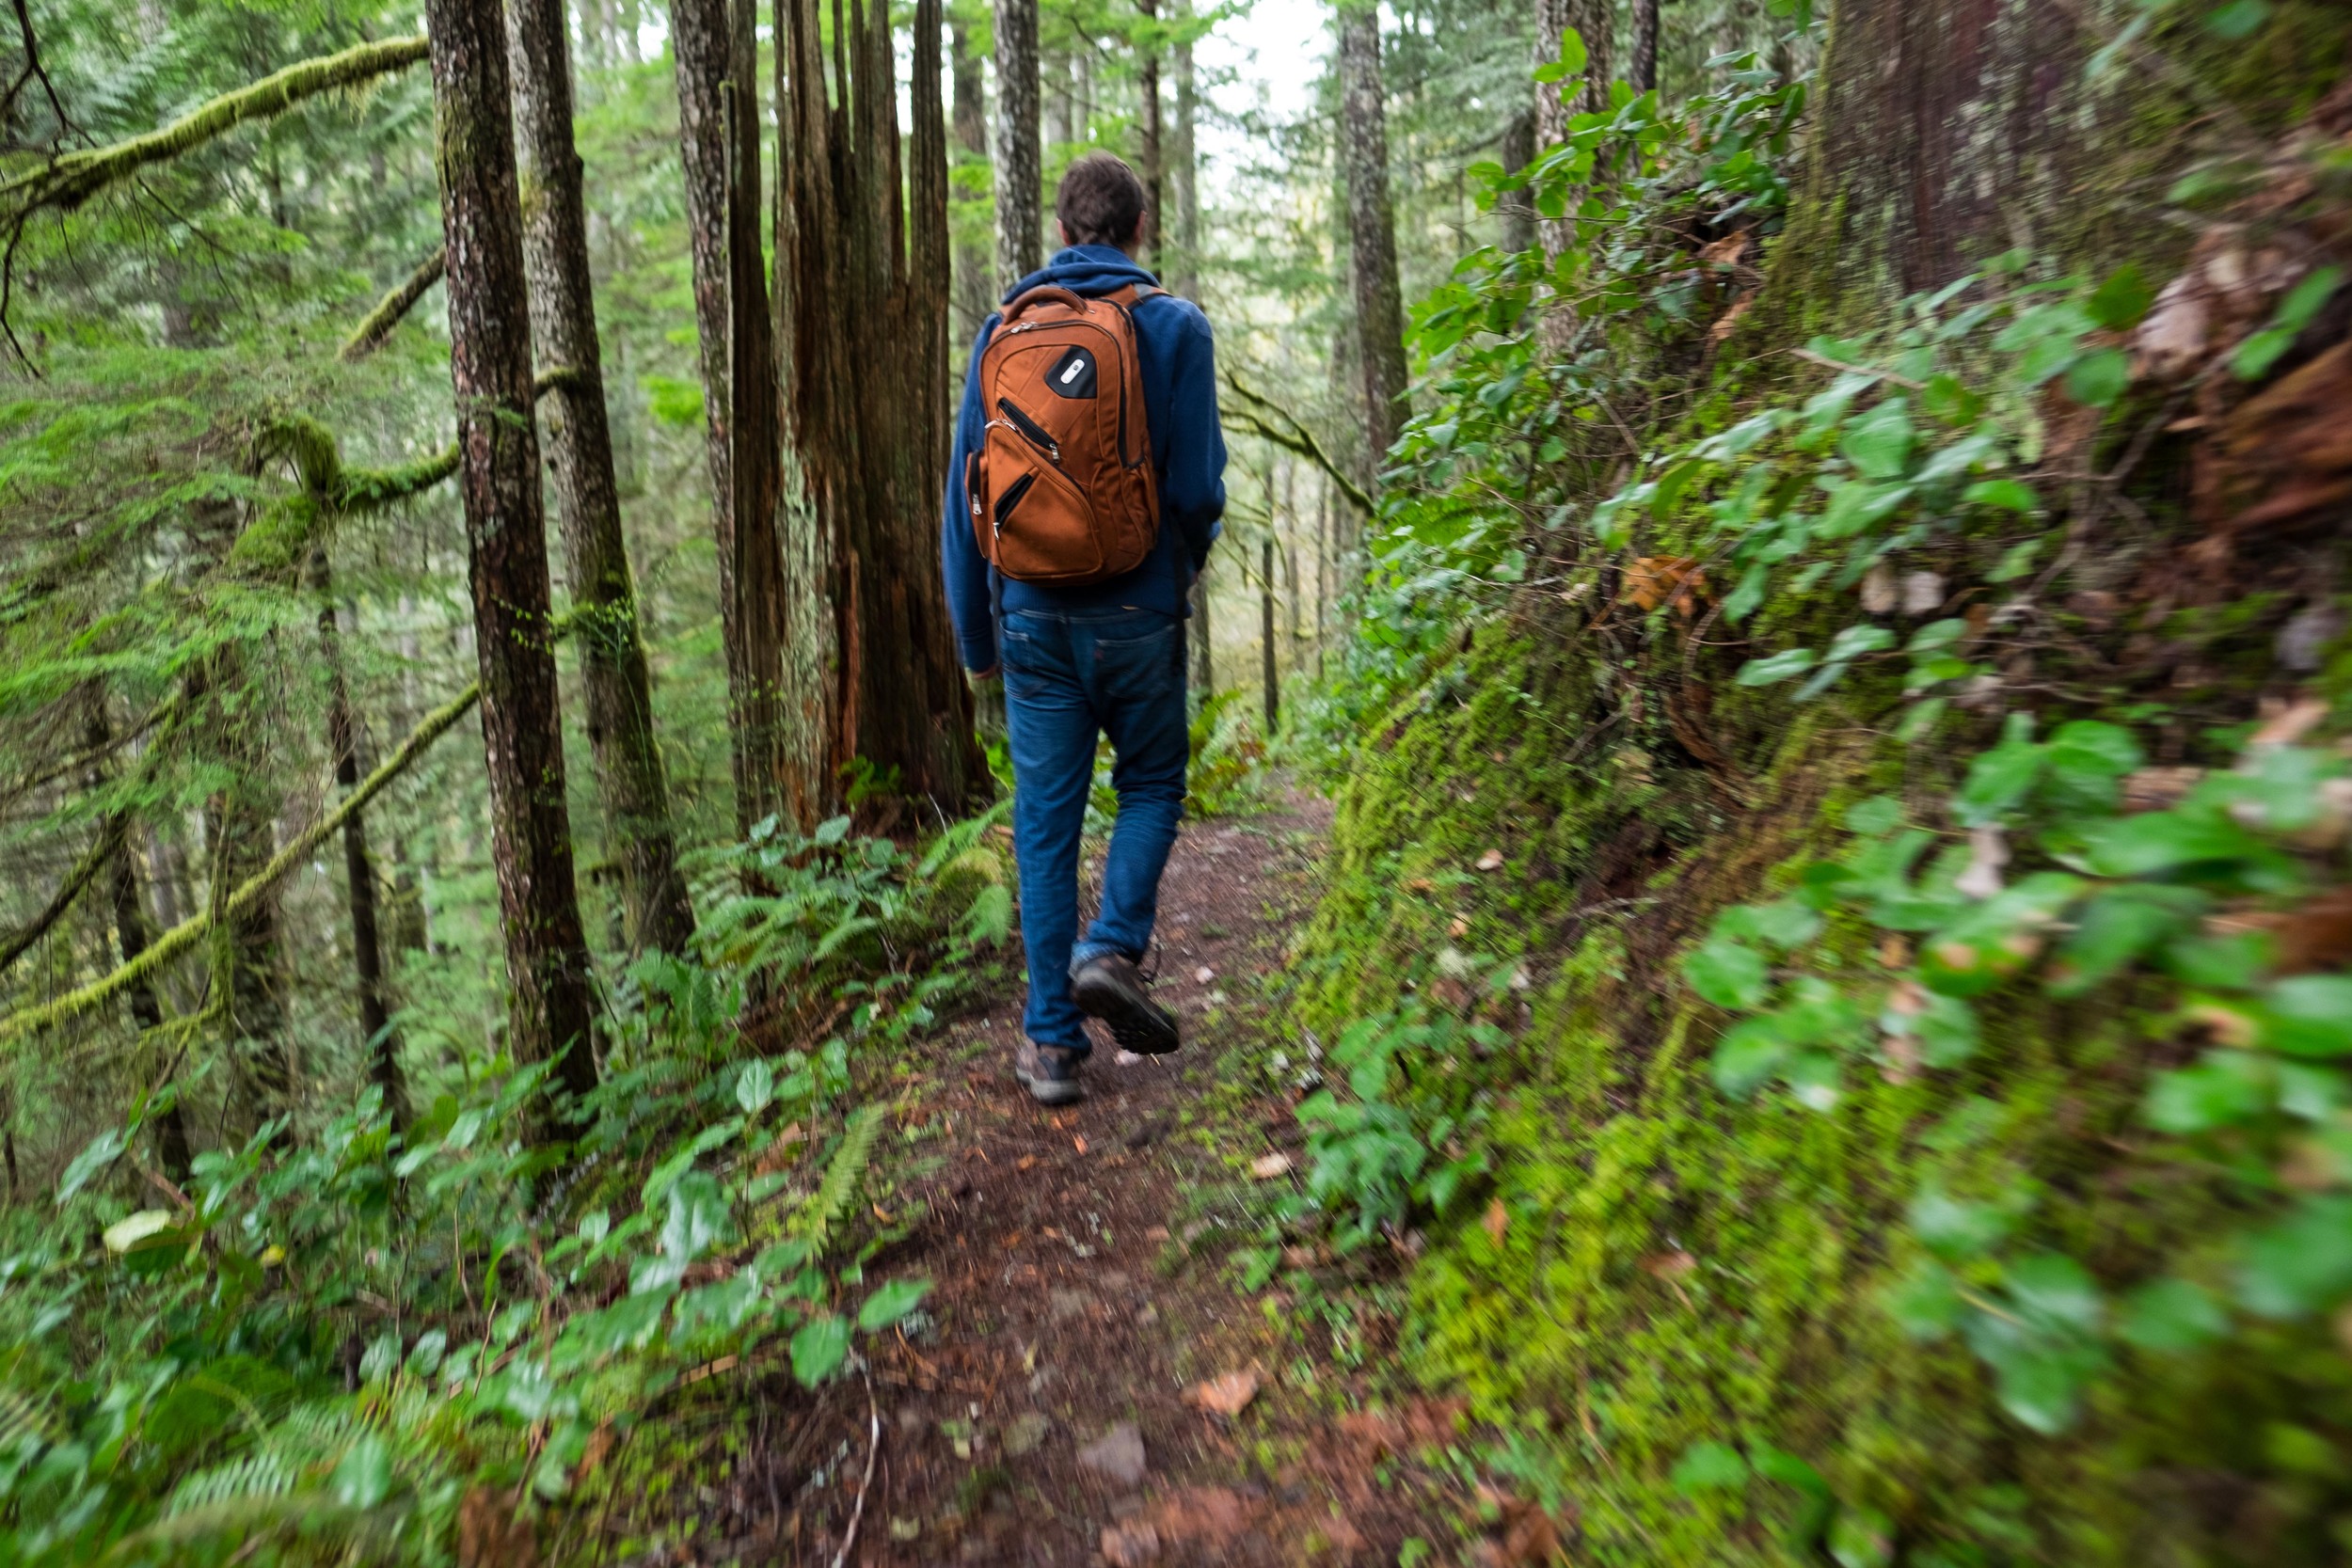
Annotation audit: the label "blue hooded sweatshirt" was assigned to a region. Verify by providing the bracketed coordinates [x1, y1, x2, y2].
[940, 245, 1228, 673]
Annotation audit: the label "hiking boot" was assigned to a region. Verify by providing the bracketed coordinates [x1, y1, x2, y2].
[1069, 953, 1180, 1055]
[1014, 1038, 1086, 1105]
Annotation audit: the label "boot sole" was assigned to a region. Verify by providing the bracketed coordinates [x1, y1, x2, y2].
[1013, 1066, 1086, 1105]
[1071, 968, 1181, 1055]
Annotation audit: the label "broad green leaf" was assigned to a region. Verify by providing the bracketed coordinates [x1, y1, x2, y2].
[2063, 347, 2131, 408]
[102, 1210, 176, 1255]
[1824, 624, 1897, 662]
[56, 1130, 125, 1203]
[1840, 400, 1915, 480]
[1686, 938, 1771, 1009]
[2088, 263, 2156, 330]
[1921, 372, 1983, 426]
[1738, 648, 1818, 687]
[2264, 976, 2352, 1057]
[2205, 0, 2270, 39]
[1953, 737, 2045, 828]
[736, 1059, 775, 1116]
[1885, 1258, 1963, 1339]
[791, 1314, 852, 1386]
[2048, 885, 2201, 996]
[857, 1277, 933, 1331]
[1711, 1016, 1788, 1098]
[2237, 1196, 2352, 1319]
[1829, 1505, 1896, 1568]
[1910, 1182, 2014, 1261]
[1784, 1051, 1843, 1112]
[331, 1433, 393, 1510]
[1724, 562, 1768, 623]
[1987, 537, 2042, 581]
[2146, 1052, 2271, 1133]
[1845, 796, 1904, 836]
[2083, 809, 2268, 877]
[1965, 478, 2040, 513]
[1670, 1440, 1750, 1493]
[2119, 1277, 2228, 1353]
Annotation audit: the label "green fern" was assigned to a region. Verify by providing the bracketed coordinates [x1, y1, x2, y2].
[166, 1449, 298, 1517]
[0, 1381, 51, 1453]
[791, 1103, 886, 1257]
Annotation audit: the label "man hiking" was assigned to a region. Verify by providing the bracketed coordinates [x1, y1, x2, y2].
[940, 151, 1228, 1105]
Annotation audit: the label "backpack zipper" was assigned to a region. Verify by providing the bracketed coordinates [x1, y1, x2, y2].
[996, 398, 1059, 463]
[993, 472, 1037, 534]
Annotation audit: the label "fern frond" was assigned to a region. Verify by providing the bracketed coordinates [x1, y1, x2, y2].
[166, 1449, 297, 1516]
[0, 1380, 52, 1451]
[792, 1104, 885, 1257]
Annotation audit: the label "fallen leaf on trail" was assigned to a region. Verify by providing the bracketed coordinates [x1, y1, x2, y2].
[1195, 965, 1216, 983]
[1860, 562, 1898, 614]
[1641, 1249, 1698, 1280]
[1145, 1226, 1171, 1243]
[1016, 1154, 1038, 1172]
[1626, 556, 1707, 613]
[1249, 1151, 1294, 1180]
[1699, 230, 1750, 268]
[1100, 1522, 1161, 1567]
[2122, 766, 2204, 812]
[1073, 1135, 1088, 1155]
[1708, 293, 1754, 341]
[1184, 1370, 1261, 1417]
[1449, 913, 1471, 938]
[1484, 1197, 1509, 1247]
[1878, 935, 1911, 969]
[1000, 1232, 1023, 1249]
[1002, 1412, 1050, 1456]
[2251, 694, 2329, 748]
[1406, 877, 1435, 895]
[1475, 848, 1505, 872]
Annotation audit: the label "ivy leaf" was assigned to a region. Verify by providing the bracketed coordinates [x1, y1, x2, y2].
[1712, 1017, 1788, 1100]
[1964, 478, 2040, 513]
[1885, 1258, 1963, 1338]
[2145, 1052, 2270, 1133]
[2263, 976, 2352, 1058]
[2088, 262, 2157, 330]
[2063, 347, 2132, 408]
[1724, 563, 1768, 623]
[1829, 1506, 1896, 1568]
[857, 1277, 933, 1331]
[1671, 1440, 1750, 1493]
[1784, 1051, 1842, 1112]
[2236, 1196, 2352, 1319]
[1738, 648, 1818, 686]
[1921, 372, 1983, 426]
[2205, 0, 2270, 40]
[1909, 1182, 2015, 1261]
[790, 1313, 852, 1386]
[55, 1130, 125, 1204]
[1952, 735, 2045, 828]
[2048, 885, 2201, 996]
[1839, 400, 1916, 481]
[2119, 1277, 2228, 1353]
[1686, 938, 1771, 1009]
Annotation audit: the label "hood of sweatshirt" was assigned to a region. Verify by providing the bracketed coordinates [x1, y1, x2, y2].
[1001, 245, 1161, 304]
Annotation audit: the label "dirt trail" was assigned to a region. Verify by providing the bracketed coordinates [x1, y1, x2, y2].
[791, 791, 1471, 1567]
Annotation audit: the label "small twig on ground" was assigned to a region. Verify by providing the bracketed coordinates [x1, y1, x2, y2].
[1788, 345, 1927, 390]
[829, 1362, 882, 1568]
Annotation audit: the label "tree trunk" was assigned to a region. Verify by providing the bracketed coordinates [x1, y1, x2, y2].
[1337, 1, 1408, 465]
[993, 0, 1042, 284]
[80, 689, 192, 1181]
[1260, 534, 1278, 735]
[1770, 0, 2090, 324]
[1500, 108, 1535, 255]
[509, 0, 696, 955]
[193, 650, 293, 1135]
[777, 0, 989, 820]
[1167, 1, 1200, 299]
[1189, 562, 1214, 697]
[1630, 0, 1660, 93]
[675, 0, 800, 836]
[423, 0, 602, 1116]
[950, 12, 993, 341]
[306, 551, 412, 1132]
[1135, 0, 1163, 264]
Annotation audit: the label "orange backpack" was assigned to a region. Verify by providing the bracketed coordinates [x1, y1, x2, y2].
[966, 283, 1162, 586]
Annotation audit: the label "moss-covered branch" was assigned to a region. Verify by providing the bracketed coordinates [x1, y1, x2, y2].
[0, 822, 113, 975]
[1222, 376, 1377, 517]
[340, 245, 447, 361]
[0, 36, 429, 220]
[0, 679, 480, 1047]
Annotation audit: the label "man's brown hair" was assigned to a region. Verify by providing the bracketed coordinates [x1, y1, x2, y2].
[1055, 152, 1149, 249]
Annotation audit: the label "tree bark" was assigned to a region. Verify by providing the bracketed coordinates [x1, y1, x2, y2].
[1337, 1, 1408, 465]
[675, 0, 798, 838]
[509, 0, 696, 954]
[80, 689, 192, 1181]
[1167, 0, 1200, 299]
[1630, 0, 1659, 94]
[993, 0, 1042, 284]
[1135, 0, 1163, 264]
[1499, 108, 1535, 255]
[1260, 533, 1278, 735]
[949, 11, 994, 341]
[776, 0, 989, 821]
[423, 0, 601, 1115]
[305, 551, 411, 1132]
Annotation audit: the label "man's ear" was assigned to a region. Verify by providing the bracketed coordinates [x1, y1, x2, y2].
[1057, 220, 1073, 248]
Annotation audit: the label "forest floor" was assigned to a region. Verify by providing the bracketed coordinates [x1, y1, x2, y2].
[643, 788, 1496, 1567]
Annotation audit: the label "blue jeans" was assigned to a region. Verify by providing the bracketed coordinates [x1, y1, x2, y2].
[999, 605, 1188, 1053]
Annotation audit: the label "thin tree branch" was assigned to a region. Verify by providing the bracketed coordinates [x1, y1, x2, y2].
[1222, 375, 1376, 517]
[0, 821, 113, 975]
[340, 245, 446, 360]
[0, 677, 480, 1046]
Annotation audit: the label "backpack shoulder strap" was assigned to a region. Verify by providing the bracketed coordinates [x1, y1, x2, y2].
[1104, 282, 1165, 309]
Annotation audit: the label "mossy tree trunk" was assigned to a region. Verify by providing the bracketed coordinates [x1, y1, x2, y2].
[1135, 0, 1163, 264]
[509, 0, 696, 954]
[949, 10, 993, 342]
[1168, 0, 1200, 300]
[423, 0, 601, 1117]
